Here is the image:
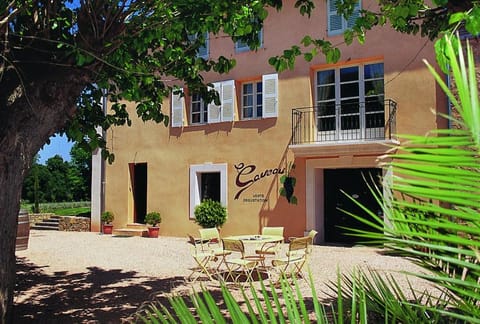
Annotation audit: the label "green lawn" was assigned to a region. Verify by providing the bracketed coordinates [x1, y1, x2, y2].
[53, 207, 91, 217]
[21, 201, 91, 217]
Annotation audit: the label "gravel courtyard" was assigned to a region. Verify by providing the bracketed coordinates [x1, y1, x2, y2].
[13, 230, 437, 323]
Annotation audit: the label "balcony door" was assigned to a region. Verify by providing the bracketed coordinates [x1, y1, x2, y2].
[316, 62, 385, 141]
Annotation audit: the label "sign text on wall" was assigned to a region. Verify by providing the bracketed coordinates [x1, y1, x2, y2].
[234, 163, 285, 200]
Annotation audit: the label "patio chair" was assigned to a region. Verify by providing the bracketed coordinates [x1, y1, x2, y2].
[198, 227, 231, 269]
[221, 238, 259, 284]
[186, 234, 217, 282]
[271, 236, 310, 283]
[287, 229, 318, 255]
[255, 226, 284, 266]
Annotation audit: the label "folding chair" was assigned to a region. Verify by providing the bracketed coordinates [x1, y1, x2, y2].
[221, 238, 259, 285]
[306, 229, 318, 254]
[255, 226, 284, 266]
[186, 234, 217, 282]
[288, 229, 318, 256]
[198, 228, 231, 269]
[271, 236, 310, 283]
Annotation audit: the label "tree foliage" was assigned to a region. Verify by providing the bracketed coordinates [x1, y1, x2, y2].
[1, 0, 480, 322]
[270, 0, 480, 72]
[22, 150, 91, 205]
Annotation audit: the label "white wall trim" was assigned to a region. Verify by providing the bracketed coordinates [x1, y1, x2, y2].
[189, 163, 228, 218]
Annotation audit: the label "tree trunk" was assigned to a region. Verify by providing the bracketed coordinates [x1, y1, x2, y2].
[0, 71, 89, 323]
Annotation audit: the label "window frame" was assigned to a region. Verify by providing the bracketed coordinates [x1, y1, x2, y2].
[189, 163, 228, 219]
[241, 80, 263, 119]
[190, 92, 208, 125]
[315, 61, 384, 139]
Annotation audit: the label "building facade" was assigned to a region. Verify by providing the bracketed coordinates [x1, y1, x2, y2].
[91, 0, 448, 244]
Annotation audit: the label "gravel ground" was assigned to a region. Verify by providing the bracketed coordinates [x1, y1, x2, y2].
[13, 230, 438, 323]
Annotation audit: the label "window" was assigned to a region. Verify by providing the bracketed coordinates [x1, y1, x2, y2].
[188, 32, 209, 59]
[327, 0, 361, 36]
[242, 81, 263, 119]
[190, 163, 227, 218]
[241, 73, 278, 119]
[316, 62, 384, 140]
[191, 93, 208, 124]
[171, 74, 277, 127]
[235, 28, 263, 52]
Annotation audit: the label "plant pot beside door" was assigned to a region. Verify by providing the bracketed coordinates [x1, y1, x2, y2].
[101, 211, 115, 235]
[145, 212, 162, 238]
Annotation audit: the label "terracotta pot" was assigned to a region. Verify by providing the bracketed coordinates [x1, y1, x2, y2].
[148, 226, 159, 238]
[102, 224, 113, 235]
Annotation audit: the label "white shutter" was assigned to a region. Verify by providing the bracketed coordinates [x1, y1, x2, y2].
[328, 0, 343, 34]
[262, 73, 278, 118]
[171, 90, 184, 127]
[208, 82, 221, 123]
[221, 80, 235, 122]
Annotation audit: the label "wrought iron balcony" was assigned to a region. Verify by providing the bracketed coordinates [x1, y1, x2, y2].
[291, 99, 397, 145]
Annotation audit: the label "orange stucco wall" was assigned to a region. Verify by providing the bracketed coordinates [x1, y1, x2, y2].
[102, 1, 447, 240]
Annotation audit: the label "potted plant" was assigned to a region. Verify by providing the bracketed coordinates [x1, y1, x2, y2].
[101, 211, 114, 234]
[145, 211, 162, 238]
[194, 199, 227, 229]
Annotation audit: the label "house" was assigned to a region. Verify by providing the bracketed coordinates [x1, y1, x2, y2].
[91, 0, 448, 244]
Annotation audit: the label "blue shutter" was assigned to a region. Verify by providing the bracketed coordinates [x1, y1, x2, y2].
[347, 1, 361, 28]
[328, 0, 343, 35]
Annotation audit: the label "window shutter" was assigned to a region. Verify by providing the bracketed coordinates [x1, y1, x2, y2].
[262, 73, 278, 118]
[208, 82, 221, 123]
[171, 90, 184, 127]
[347, 1, 361, 28]
[328, 0, 343, 34]
[198, 32, 209, 59]
[221, 80, 235, 122]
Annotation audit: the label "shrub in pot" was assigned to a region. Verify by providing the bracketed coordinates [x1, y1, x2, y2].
[101, 211, 114, 234]
[194, 199, 227, 229]
[145, 211, 162, 238]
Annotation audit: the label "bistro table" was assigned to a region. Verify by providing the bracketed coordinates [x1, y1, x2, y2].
[224, 234, 284, 245]
[223, 234, 284, 269]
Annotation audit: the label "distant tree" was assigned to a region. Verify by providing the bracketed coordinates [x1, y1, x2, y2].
[69, 142, 92, 201]
[44, 155, 72, 202]
[22, 163, 49, 204]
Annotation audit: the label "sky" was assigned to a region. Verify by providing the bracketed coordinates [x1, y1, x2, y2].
[37, 134, 74, 164]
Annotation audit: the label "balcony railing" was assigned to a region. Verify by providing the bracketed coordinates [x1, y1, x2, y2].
[291, 99, 397, 145]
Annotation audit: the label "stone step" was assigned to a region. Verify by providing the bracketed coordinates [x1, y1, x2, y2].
[126, 223, 148, 230]
[112, 228, 148, 237]
[42, 218, 60, 224]
[31, 224, 59, 231]
[32, 215, 61, 231]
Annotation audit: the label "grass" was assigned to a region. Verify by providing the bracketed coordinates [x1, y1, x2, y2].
[53, 207, 90, 217]
[21, 201, 91, 217]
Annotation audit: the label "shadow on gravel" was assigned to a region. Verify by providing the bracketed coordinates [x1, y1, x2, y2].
[13, 257, 188, 323]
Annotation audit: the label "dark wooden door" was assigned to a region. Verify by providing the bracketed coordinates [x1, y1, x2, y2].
[129, 163, 147, 224]
[324, 168, 382, 244]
